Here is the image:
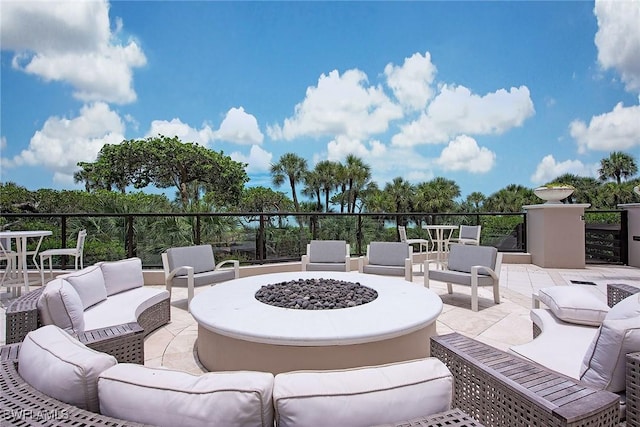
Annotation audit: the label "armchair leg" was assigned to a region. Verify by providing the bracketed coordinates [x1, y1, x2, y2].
[471, 277, 479, 312]
[446, 283, 453, 294]
[493, 284, 500, 304]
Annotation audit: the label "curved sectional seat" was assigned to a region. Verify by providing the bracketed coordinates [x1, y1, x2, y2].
[5, 257, 170, 364]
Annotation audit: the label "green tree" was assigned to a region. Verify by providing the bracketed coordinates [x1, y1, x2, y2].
[344, 155, 371, 213]
[383, 177, 414, 225]
[270, 153, 308, 212]
[485, 184, 536, 213]
[75, 136, 248, 210]
[414, 177, 460, 213]
[313, 160, 339, 212]
[598, 151, 638, 184]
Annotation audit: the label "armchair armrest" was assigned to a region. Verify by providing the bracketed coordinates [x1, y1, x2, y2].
[357, 255, 367, 273]
[215, 259, 240, 278]
[404, 257, 412, 282]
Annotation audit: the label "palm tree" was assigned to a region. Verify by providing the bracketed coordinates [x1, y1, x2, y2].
[344, 155, 372, 213]
[414, 177, 461, 213]
[484, 184, 536, 213]
[313, 160, 339, 212]
[598, 152, 638, 184]
[461, 191, 486, 212]
[270, 153, 308, 212]
[384, 177, 414, 226]
[302, 170, 322, 211]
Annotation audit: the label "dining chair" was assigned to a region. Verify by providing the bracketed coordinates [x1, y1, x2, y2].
[449, 225, 481, 246]
[0, 237, 18, 290]
[39, 229, 87, 285]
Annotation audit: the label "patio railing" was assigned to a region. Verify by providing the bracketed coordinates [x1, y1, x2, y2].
[0, 212, 527, 269]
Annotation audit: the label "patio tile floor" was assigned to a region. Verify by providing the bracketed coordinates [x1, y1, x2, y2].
[2, 263, 640, 376]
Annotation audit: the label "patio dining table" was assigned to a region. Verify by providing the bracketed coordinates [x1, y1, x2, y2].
[422, 225, 458, 268]
[0, 230, 52, 294]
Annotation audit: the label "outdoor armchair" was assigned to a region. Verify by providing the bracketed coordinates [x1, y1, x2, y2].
[358, 241, 413, 282]
[448, 225, 481, 246]
[301, 240, 351, 272]
[39, 229, 87, 285]
[425, 243, 502, 312]
[162, 244, 239, 308]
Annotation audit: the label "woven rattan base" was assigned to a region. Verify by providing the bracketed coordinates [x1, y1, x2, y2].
[373, 408, 484, 426]
[431, 333, 620, 427]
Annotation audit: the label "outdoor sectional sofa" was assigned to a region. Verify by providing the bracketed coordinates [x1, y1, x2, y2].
[4, 257, 170, 363]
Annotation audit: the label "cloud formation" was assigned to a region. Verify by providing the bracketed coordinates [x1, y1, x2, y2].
[1, 0, 146, 104]
[230, 145, 273, 173]
[570, 103, 640, 153]
[214, 107, 264, 145]
[392, 85, 535, 146]
[530, 155, 597, 184]
[594, 0, 640, 94]
[146, 119, 215, 146]
[384, 51, 437, 111]
[267, 69, 403, 140]
[436, 135, 495, 173]
[2, 103, 125, 184]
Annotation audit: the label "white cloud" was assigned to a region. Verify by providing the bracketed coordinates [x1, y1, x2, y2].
[594, 0, 640, 94]
[3, 102, 124, 183]
[146, 119, 215, 146]
[384, 51, 437, 111]
[569, 103, 640, 153]
[436, 135, 495, 173]
[1, 0, 146, 104]
[229, 145, 272, 173]
[392, 85, 535, 146]
[324, 136, 432, 185]
[267, 69, 403, 140]
[214, 107, 264, 145]
[530, 155, 597, 184]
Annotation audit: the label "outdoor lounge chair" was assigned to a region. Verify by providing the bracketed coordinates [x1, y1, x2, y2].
[301, 240, 351, 272]
[424, 243, 502, 311]
[161, 244, 240, 308]
[358, 241, 413, 282]
[509, 283, 640, 425]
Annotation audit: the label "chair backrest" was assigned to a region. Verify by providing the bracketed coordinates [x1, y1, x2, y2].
[447, 244, 497, 274]
[367, 242, 410, 267]
[0, 237, 12, 253]
[166, 244, 215, 275]
[308, 240, 348, 263]
[459, 225, 481, 240]
[76, 230, 88, 253]
[398, 226, 408, 243]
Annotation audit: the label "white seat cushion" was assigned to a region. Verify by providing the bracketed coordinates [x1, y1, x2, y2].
[273, 358, 452, 427]
[510, 309, 599, 379]
[537, 286, 609, 326]
[580, 293, 640, 392]
[18, 325, 117, 412]
[98, 364, 274, 427]
[84, 287, 168, 331]
[62, 265, 108, 309]
[99, 257, 144, 296]
[37, 278, 85, 336]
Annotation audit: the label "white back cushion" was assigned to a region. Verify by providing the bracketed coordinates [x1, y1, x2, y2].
[18, 325, 116, 412]
[37, 278, 85, 336]
[99, 257, 144, 296]
[580, 294, 640, 392]
[538, 286, 609, 326]
[98, 364, 274, 427]
[63, 265, 107, 309]
[273, 358, 452, 427]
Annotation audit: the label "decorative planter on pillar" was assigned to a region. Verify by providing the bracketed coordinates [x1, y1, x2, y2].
[619, 203, 640, 268]
[523, 203, 590, 268]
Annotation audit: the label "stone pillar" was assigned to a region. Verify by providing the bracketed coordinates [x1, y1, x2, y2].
[523, 203, 591, 268]
[618, 203, 640, 268]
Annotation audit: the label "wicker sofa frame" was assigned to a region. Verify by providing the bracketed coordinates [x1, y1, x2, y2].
[4, 286, 170, 364]
[0, 342, 487, 427]
[431, 282, 640, 427]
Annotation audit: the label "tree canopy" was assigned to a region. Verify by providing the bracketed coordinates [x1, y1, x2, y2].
[75, 135, 248, 210]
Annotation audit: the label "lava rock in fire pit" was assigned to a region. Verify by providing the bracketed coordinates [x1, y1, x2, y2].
[254, 278, 378, 310]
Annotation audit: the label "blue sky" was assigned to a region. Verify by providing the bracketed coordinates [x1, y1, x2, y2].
[1, 1, 639, 200]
